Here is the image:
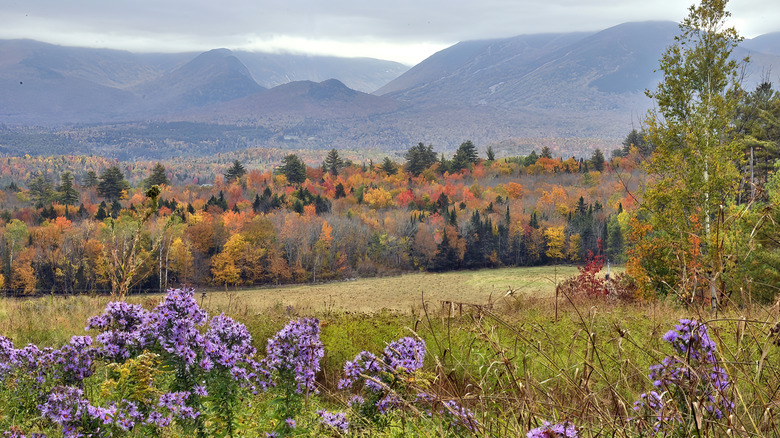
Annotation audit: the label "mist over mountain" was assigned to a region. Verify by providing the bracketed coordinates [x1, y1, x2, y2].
[0, 22, 778, 159]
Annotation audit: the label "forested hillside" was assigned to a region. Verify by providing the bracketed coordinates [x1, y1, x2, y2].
[0, 142, 642, 295]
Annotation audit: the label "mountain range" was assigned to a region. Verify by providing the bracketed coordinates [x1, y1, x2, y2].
[1, 22, 779, 159]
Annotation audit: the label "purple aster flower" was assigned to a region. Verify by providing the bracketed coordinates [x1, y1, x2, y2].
[317, 409, 349, 433]
[527, 420, 578, 438]
[263, 318, 324, 394]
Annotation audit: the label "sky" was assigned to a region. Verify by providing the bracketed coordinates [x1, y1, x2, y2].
[1, 0, 778, 65]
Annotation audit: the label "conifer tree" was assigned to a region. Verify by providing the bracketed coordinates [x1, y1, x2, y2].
[224, 160, 247, 183]
[144, 163, 170, 189]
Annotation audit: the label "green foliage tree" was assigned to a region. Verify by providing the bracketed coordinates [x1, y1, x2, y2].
[540, 146, 553, 159]
[590, 148, 605, 172]
[84, 170, 99, 188]
[57, 171, 80, 205]
[621, 129, 654, 156]
[523, 150, 539, 167]
[144, 163, 170, 189]
[486, 146, 496, 161]
[404, 143, 437, 176]
[322, 149, 345, 175]
[279, 154, 307, 185]
[224, 160, 247, 184]
[633, 0, 746, 306]
[734, 82, 780, 195]
[380, 157, 398, 175]
[451, 140, 479, 171]
[27, 174, 55, 206]
[97, 166, 130, 202]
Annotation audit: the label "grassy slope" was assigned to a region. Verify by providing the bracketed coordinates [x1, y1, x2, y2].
[201, 265, 584, 315]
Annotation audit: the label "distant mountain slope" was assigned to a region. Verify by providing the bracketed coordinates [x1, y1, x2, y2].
[1, 24, 779, 158]
[379, 22, 679, 109]
[132, 49, 265, 112]
[375, 31, 594, 98]
[742, 33, 780, 56]
[0, 39, 408, 124]
[0, 39, 165, 88]
[233, 52, 408, 93]
[181, 79, 402, 123]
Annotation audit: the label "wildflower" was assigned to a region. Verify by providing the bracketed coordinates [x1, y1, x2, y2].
[527, 420, 578, 438]
[263, 318, 324, 394]
[317, 409, 349, 433]
[633, 319, 734, 433]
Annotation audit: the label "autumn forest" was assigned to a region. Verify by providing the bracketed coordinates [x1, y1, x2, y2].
[0, 137, 643, 296]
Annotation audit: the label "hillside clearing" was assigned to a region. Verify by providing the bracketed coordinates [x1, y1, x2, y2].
[199, 265, 587, 314]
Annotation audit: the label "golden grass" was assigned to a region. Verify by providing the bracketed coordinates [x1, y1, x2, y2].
[198, 265, 591, 315]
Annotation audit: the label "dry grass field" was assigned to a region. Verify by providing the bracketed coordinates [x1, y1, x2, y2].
[198, 265, 586, 315]
[0, 265, 609, 346]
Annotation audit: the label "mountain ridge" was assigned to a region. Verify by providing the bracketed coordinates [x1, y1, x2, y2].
[1, 22, 779, 158]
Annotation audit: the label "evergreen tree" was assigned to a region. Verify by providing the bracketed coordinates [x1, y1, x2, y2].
[97, 166, 130, 202]
[334, 183, 347, 199]
[95, 202, 108, 221]
[28, 174, 55, 206]
[110, 200, 122, 218]
[279, 154, 307, 184]
[404, 143, 437, 176]
[380, 157, 398, 175]
[606, 216, 624, 263]
[451, 140, 479, 171]
[224, 160, 247, 183]
[430, 230, 459, 272]
[486, 146, 496, 161]
[322, 149, 345, 175]
[84, 170, 98, 188]
[523, 150, 539, 167]
[56, 171, 80, 205]
[541, 146, 553, 159]
[621, 129, 653, 156]
[144, 163, 170, 189]
[590, 148, 606, 172]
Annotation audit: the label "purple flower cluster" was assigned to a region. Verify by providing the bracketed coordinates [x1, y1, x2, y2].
[634, 319, 734, 432]
[383, 337, 426, 372]
[37, 386, 90, 435]
[86, 301, 150, 361]
[0, 335, 96, 402]
[86, 288, 264, 386]
[263, 318, 324, 394]
[0, 288, 274, 437]
[338, 337, 426, 392]
[203, 313, 258, 381]
[48, 336, 95, 385]
[35, 384, 205, 436]
[527, 421, 579, 438]
[317, 409, 349, 433]
[336, 336, 474, 431]
[338, 351, 383, 391]
[440, 400, 480, 433]
[157, 391, 199, 421]
[147, 288, 208, 369]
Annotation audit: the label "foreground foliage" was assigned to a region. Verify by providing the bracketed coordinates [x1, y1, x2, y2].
[1, 282, 780, 436]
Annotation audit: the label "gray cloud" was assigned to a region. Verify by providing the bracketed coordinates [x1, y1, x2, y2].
[1, 0, 777, 64]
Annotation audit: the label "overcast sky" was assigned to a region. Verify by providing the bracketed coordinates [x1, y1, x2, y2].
[1, 0, 777, 65]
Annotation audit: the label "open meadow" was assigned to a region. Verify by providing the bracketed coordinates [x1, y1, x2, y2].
[3, 265, 780, 437]
[199, 265, 586, 315]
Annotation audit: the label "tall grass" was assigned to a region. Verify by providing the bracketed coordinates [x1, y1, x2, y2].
[2, 286, 780, 436]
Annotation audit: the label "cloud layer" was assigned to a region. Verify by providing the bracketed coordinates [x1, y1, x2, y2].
[1, 0, 776, 64]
